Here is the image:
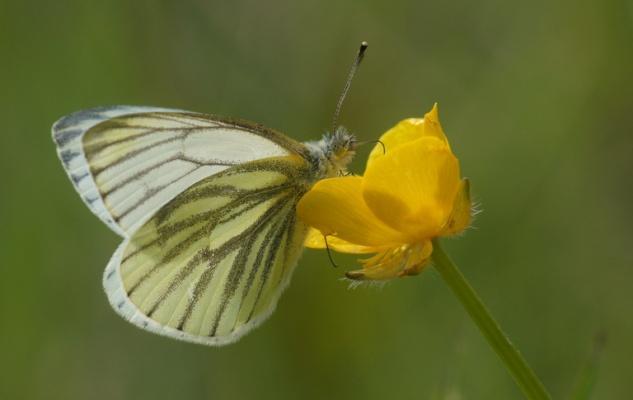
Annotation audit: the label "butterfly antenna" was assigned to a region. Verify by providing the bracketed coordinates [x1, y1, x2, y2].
[332, 41, 368, 132]
[323, 235, 340, 269]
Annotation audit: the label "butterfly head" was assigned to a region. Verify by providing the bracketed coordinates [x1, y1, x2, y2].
[307, 126, 357, 178]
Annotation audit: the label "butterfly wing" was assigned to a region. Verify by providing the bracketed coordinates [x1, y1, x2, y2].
[103, 156, 311, 345]
[52, 106, 307, 235]
[53, 106, 316, 345]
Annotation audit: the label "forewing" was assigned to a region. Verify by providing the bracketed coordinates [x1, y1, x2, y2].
[52, 106, 306, 236]
[103, 156, 310, 345]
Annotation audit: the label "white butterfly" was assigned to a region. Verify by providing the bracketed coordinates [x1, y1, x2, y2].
[53, 43, 368, 346]
[52, 105, 357, 345]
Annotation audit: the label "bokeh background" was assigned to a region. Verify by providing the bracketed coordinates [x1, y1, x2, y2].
[1, 0, 632, 399]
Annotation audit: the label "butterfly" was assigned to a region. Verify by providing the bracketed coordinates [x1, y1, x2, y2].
[52, 42, 368, 345]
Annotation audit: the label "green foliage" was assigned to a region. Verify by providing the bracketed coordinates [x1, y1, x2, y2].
[1, 0, 631, 398]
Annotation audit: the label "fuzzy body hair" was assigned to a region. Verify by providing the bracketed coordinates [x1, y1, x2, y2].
[304, 126, 357, 179]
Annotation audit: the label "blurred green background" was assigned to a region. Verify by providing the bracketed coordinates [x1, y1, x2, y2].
[1, 0, 632, 399]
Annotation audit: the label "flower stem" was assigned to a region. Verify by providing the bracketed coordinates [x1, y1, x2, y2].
[431, 238, 551, 400]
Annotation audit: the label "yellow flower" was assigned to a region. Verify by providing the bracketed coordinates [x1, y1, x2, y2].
[297, 104, 472, 280]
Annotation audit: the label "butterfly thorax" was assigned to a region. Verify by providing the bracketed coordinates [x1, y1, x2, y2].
[304, 126, 356, 179]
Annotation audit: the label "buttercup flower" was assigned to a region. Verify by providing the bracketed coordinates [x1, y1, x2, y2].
[297, 104, 471, 280]
[298, 104, 552, 399]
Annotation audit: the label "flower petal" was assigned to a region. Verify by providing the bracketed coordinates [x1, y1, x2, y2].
[366, 103, 449, 169]
[362, 137, 461, 240]
[303, 228, 381, 254]
[345, 241, 433, 281]
[440, 178, 472, 236]
[421, 103, 450, 148]
[366, 118, 424, 167]
[297, 176, 408, 248]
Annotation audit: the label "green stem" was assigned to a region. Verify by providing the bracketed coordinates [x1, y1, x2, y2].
[431, 238, 552, 400]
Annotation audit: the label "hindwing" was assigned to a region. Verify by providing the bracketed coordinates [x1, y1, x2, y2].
[102, 156, 312, 345]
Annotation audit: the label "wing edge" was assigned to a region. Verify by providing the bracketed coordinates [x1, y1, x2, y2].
[102, 237, 305, 346]
[52, 106, 186, 237]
